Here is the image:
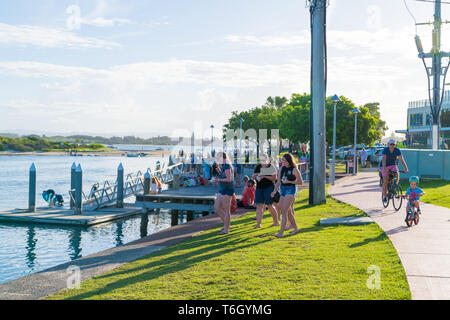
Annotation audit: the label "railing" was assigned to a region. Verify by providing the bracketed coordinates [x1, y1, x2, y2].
[77, 163, 183, 211]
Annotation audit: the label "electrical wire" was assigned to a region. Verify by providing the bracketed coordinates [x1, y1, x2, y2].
[415, 0, 450, 5]
[404, 0, 418, 34]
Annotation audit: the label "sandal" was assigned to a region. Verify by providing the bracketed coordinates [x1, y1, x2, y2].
[274, 233, 284, 238]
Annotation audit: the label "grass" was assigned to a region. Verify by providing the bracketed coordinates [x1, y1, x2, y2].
[48, 189, 411, 300]
[400, 179, 450, 209]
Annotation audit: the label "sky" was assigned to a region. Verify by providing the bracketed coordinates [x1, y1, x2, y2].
[0, 0, 449, 139]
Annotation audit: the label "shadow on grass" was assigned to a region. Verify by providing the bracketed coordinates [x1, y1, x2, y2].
[66, 234, 274, 300]
[348, 232, 387, 248]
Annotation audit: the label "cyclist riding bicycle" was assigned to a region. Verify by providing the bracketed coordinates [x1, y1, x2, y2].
[404, 176, 425, 223]
[381, 139, 408, 203]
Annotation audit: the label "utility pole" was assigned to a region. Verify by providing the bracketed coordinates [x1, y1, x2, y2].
[415, 0, 450, 150]
[309, 0, 327, 205]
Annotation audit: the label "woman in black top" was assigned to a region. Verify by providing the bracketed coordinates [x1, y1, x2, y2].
[252, 154, 279, 228]
[213, 152, 234, 235]
[272, 153, 303, 237]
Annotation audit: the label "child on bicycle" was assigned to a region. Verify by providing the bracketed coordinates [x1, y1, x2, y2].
[404, 176, 425, 222]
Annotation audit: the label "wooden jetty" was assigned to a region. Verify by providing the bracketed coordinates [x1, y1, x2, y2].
[136, 185, 243, 214]
[0, 204, 143, 226]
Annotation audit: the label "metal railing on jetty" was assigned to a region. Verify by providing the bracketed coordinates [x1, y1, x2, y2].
[70, 162, 184, 211]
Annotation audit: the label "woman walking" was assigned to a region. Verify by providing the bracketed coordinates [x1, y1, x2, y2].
[272, 153, 303, 237]
[252, 154, 279, 228]
[213, 151, 234, 235]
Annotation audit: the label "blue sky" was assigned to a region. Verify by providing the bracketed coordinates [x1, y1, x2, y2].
[0, 0, 449, 138]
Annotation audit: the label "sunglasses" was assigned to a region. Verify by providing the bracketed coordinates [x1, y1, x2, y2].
[389, 143, 395, 146]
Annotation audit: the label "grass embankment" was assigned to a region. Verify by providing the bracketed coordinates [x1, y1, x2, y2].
[400, 179, 450, 209]
[0, 135, 107, 153]
[49, 189, 410, 300]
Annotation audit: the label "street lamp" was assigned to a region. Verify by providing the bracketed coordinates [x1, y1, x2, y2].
[239, 118, 244, 164]
[210, 125, 214, 157]
[352, 107, 360, 175]
[329, 94, 341, 185]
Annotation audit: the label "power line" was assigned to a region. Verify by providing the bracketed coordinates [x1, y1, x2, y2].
[404, 0, 418, 33]
[415, 0, 450, 4]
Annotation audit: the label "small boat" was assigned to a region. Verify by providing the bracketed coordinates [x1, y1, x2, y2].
[126, 153, 140, 158]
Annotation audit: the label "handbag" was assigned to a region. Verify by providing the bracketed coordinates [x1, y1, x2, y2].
[272, 191, 280, 203]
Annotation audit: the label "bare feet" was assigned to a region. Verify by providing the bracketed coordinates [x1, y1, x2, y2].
[253, 225, 261, 229]
[269, 223, 280, 227]
[289, 229, 299, 235]
[218, 230, 229, 235]
[285, 225, 294, 230]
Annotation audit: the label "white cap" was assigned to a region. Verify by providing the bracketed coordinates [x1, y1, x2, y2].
[388, 139, 397, 145]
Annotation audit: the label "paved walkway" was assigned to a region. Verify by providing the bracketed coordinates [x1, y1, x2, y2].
[329, 169, 450, 300]
[0, 208, 250, 300]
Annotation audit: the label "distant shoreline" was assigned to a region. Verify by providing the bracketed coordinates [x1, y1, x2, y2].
[0, 149, 169, 158]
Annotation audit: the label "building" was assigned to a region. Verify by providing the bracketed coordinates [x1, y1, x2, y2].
[397, 91, 450, 149]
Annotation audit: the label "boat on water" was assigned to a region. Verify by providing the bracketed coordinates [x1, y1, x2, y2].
[126, 153, 140, 158]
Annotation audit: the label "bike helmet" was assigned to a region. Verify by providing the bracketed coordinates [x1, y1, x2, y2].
[409, 176, 419, 184]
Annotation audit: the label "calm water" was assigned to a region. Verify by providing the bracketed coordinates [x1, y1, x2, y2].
[0, 155, 203, 285]
[0, 155, 166, 211]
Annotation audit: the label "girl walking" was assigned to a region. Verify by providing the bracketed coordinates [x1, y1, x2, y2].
[272, 153, 303, 237]
[213, 151, 234, 235]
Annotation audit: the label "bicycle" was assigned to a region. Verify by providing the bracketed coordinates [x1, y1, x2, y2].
[381, 170, 404, 211]
[403, 194, 420, 227]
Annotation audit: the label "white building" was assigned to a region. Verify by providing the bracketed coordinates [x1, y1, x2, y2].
[398, 91, 450, 149]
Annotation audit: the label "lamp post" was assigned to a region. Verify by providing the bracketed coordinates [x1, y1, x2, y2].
[210, 125, 214, 156]
[329, 94, 341, 185]
[239, 118, 244, 164]
[352, 107, 360, 175]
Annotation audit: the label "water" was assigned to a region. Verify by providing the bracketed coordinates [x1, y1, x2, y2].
[0, 155, 204, 285]
[0, 155, 166, 211]
[0, 211, 202, 285]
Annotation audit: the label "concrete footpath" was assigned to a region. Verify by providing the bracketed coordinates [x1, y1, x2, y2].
[329, 169, 450, 300]
[0, 208, 250, 300]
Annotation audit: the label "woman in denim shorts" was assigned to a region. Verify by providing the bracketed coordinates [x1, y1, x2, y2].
[272, 153, 303, 237]
[252, 154, 279, 228]
[213, 151, 234, 235]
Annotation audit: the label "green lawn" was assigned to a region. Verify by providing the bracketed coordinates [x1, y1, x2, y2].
[400, 179, 450, 209]
[48, 190, 410, 300]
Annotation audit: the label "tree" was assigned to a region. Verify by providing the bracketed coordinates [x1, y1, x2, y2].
[363, 102, 388, 138]
[264, 96, 288, 110]
[225, 93, 387, 154]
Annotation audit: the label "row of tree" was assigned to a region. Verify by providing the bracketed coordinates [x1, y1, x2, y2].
[224, 93, 388, 148]
[45, 135, 173, 145]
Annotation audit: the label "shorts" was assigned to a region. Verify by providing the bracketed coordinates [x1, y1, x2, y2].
[254, 185, 274, 205]
[280, 185, 297, 197]
[407, 198, 420, 206]
[381, 165, 398, 178]
[218, 188, 234, 196]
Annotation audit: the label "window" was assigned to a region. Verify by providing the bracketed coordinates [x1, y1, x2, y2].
[410, 113, 423, 127]
[441, 109, 450, 128]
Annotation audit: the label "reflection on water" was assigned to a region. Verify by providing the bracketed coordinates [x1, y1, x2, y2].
[0, 208, 205, 285]
[140, 213, 149, 238]
[26, 226, 37, 270]
[68, 229, 82, 260]
[115, 221, 124, 247]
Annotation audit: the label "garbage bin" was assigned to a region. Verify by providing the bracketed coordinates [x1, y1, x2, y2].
[344, 155, 358, 174]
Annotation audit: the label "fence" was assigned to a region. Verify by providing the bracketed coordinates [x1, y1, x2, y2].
[69, 162, 184, 211]
[399, 149, 450, 180]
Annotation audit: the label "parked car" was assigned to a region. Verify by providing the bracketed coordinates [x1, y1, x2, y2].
[368, 148, 384, 164]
